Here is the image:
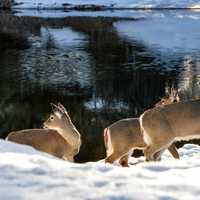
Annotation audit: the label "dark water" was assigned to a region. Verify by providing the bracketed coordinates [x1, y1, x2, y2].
[0, 11, 200, 162]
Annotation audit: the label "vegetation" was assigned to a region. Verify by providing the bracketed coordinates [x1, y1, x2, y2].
[0, 0, 14, 9]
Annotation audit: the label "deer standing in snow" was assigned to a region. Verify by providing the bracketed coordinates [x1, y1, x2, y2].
[7, 103, 81, 162]
[104, 88, 180, 166]
[140, 91, 200, 161]
[140, 87, 200, 161]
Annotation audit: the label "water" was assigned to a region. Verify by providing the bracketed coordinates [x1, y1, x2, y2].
[0, 10, 200, 162]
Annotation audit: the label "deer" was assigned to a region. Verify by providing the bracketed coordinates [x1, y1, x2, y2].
[104, 87, 180, 167]
[139, 90, 200, 162]
[6, 103, 81, 162]
[154, 86, 180, 107]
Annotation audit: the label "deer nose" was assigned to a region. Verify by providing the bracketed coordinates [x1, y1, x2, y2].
[43, 122, 48, 129]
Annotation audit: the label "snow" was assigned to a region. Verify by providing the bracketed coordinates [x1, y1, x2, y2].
[14, 9, 161, 18]
[14, 6, 200, 20]
[114, 10, 200, 54]
[1, 139, 200, 200]
[12, 0, 200, 9]
[14, 9, 148, 18]
[85, 98, 129, 111]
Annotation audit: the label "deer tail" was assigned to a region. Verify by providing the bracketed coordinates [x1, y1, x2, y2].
[104, 128, 113, 156]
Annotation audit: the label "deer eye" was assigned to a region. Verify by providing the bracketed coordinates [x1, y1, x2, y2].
[50, 116, 54, 120]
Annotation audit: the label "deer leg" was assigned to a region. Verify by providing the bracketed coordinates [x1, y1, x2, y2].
[153, 143, 179, 161]
[144, 136, 173, 162]
[119, 154, 129, 167]
[168, 143, 179, 159]
[105, 150, 125, 164]
[144, 145, 162, 161]
[153, 144, 179, 161]
[143, 121, 174, 161]
[144, 145, 153, 161]
[63, 155, 74, 162]
[153, 149, 165, 161]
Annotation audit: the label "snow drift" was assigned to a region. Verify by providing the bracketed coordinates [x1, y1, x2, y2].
[13, 0, 200, 9]
[0, 139, 200, 200]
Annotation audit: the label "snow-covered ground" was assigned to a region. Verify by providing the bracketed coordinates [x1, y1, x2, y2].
[0, 139, 200, 200]
[114, 11, 200, 54]
[85, 98, 129, 112]
[12, 0, 200, 9]
[14, 9, 151, 18]
[15, 7, 200, 20]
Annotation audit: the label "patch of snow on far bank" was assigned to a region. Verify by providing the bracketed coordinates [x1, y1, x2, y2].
[114, 10, 200, 54]
[13, 0, 200, 9]
[0, 139, 200, 200]
[14, 9, 151, 18]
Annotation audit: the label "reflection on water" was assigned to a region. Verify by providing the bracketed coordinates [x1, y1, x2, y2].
[0, 11, 200, 162]
[39, 27, 87, 49]
[19, 47, 93, 90]
[178, 56, 200, 101]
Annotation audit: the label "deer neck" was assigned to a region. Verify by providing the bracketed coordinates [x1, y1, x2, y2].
[57, 122, 81, 149]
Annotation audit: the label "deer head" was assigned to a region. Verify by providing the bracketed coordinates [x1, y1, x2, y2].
[155, 86, 180, 107]
[43, 103, 72, 130]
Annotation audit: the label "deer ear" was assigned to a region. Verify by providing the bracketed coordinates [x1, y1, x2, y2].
[50, 103, 57, 112]
[58, 102, 67, 113]
[170, 85, 175, 96]
[50, 103, 64, 116]
[58, 102, 71, 119]
[175, 92, 180, 102]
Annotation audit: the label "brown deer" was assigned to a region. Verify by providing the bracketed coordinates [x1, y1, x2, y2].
[6, 103, 81, 162]
[139, 92, 200, 161]
[104, 88, 180, 167]
[154, 86, 180, 107]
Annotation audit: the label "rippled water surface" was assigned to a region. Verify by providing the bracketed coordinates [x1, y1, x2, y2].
[0, 10, 200, 162]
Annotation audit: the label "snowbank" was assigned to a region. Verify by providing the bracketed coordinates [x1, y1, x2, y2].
[0, 139, 200, 200]
[115, 10, 200, 54]
[12, 0, 200, 9]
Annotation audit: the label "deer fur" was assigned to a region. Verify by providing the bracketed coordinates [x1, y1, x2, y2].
[104, 88, 180, 166]
[140, 99, 200, 161]
[7, 103, 81, 162]
[140, 98, 200, 161]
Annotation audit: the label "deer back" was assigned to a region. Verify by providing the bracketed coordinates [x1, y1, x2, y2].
[107, 118, 146, 150]
[7, 129, 74, 160]
[141, 99, 200, 139]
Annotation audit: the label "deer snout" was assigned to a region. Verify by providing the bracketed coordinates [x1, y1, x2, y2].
[172, 98, 179, 103]
[43, 122, 49, 129]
